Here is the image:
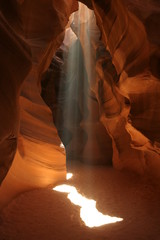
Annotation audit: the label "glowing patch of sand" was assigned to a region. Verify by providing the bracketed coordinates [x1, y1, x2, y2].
[66, 173, 73, 180]
[53, 184, 123, 228]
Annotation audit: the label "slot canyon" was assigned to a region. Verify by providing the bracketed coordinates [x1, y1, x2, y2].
[0, 0, 160, 239]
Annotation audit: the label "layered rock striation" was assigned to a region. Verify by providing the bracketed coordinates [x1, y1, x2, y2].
[91, 0, 160, 175]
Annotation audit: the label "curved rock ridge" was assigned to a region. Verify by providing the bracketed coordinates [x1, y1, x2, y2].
[91, 0, 160, 175]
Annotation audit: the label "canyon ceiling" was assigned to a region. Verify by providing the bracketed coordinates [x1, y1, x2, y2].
[0, 0, 160, 207]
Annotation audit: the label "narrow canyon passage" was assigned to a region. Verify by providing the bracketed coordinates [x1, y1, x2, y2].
[0, 0, 160, 239]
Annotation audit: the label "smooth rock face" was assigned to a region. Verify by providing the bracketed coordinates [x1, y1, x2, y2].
[0, 6, 32, 183]
[0, 0, 160, 208]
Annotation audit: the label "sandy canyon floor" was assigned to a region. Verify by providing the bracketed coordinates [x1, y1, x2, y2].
[0, 161, 160, 240]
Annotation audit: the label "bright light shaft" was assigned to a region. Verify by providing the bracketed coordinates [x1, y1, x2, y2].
[53, 184, 123, 228]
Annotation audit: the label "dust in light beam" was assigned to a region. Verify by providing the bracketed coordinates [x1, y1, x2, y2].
[53, 173, 123, 228]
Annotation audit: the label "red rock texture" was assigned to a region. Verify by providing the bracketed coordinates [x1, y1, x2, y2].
[91, 0, 160, 176]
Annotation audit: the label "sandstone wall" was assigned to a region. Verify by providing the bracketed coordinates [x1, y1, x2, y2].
[91, 0, 160, 175]
[0, 0, 78, 208]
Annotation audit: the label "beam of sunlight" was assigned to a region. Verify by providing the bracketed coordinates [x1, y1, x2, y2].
[56, 2, 96, 161]
[53, 184, 123, 228]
